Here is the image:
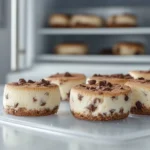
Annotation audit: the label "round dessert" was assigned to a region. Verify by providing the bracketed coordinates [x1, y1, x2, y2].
[129, 70, 150, 80]
[54, 43, 88, 55]
[48, 14, 70, 28]
[70, 80, 132, 121]
[87, 74, 133, 85]
[106, 14, 137, 27]
[70, 15, 104, 28]
[126, 79, 150, 115]
[3, 79, 60, 116]
[112, 42, 144, 55]
[45, 72, 86, 101]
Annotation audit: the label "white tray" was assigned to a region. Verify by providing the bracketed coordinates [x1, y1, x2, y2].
[1, 101, 150, 142]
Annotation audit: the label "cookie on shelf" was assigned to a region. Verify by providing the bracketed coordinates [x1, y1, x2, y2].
[112, 42, 144, 55]
[3, 79, 60, 116]
[49, 14, 70, 28]
[107, 14, 137, 27]
[45, 72, 86, 101]
[54, 43, 88, 55]
[70, 14, 104, 28]
[70, 80, 132, 121]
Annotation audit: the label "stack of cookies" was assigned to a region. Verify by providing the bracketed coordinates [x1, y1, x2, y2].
[3, 70, 150, 121]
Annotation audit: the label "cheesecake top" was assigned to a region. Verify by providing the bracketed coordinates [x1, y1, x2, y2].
[73, 80, 131, 96]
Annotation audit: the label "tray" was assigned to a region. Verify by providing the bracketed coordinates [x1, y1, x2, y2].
[1, 100, 150, 142]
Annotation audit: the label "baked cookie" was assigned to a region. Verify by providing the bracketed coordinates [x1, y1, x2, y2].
[112, 42, 144, 55]
[45, 72, 86, 101]
[3, 79, 60, 116]
[126, 79, 150, 115]
[70, 80, 132, 121]
[129, 70, 150, 80]
[49, 14, 70, 28]
[87, 74, 133, 85]
[70, 14, 104, 28]
[54, 43, 88, 55]
[107, 14, 137, 27]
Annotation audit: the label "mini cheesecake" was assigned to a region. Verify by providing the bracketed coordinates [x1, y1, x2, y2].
[126, 79, 150, 115]
[112, 42, 144, 55]
[45, 72, 86, 101]
[129, 70, 150, 80]
[49, 14, 70, 27]
[70, 80, 132, 121]
[3, 79, 60, 116]
[70, 15, 104, 28]
[87, 74, 133, 85]
[107, 14, 137, 27]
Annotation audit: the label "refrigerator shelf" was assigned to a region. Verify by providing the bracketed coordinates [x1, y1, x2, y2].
[38, 28, 150, 35]
[36, 54, 150, 63]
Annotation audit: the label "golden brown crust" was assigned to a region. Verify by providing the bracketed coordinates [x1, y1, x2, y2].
[4, 106, 59, 116]
[46, 73, 86, 81]
[71, 111, 129, 121]
[131, 106, 150, 115]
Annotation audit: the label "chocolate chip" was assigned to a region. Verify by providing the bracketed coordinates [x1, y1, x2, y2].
[78, 94, 83, 101]
[88, 80, 96, 85]
[28, 80, 35, 83]
[138, 77, 145, 80]
[103, 113, 107, 116]
[44, 92, 49, 96]
[93, 74, 98, 77]
[136, 101, 142, 110]
[93, 98, 102, 104]
[14, 103, 19, 108]
[33, 97, 37, 102]
[112, 96, 116, 99]
[19, 78, 26, 83]
[110, 109, 115, 114]
[80, 84, 86, 87]
[120, 87, 124, 90]
[67, 92, 70, 98]
[87, 104, 97, 112]
[40, 101, 46, 106]
[11, 82, 18, 85]
[64, 72, 72, 77]
[99, 81, 107, 86]
[107, 82, 112, 87]
[5, 94, 8, 99]
[119, 108, 124, 114]
[124, 95, 129, 101]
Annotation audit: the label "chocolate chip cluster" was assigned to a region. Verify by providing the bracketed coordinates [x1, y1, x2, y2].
[92, 74, 132, 79]
[10, 78, 51, 86]
[64, 72, 72, 77]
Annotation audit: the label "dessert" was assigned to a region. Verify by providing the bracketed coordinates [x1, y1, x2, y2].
[3, 79, 60, 116]
[107, 14, 137, 27]
[49, 14, 70, 27]
[45, 72, 86, 101]
[70, 80, 132, 121]
[70, 14, 104, 28]
[112, 42, 144, 55]
[129, 70, 150, 80]
[87, 74, 133, 85]
[54, 43, 88, 55]
[126, 79, 150, 115]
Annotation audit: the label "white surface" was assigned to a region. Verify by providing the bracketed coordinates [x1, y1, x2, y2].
[39, 28, 150, 35]
[1, 100, 150, 142]
[37, 55, 150, 63]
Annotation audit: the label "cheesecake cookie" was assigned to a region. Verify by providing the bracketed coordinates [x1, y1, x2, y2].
[70, 80, 132, 121]
[129, 70, 150, 80]
[45, 72, 86, 101]
[126, 79, 150, 115]
[3, 79, 60, 116]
